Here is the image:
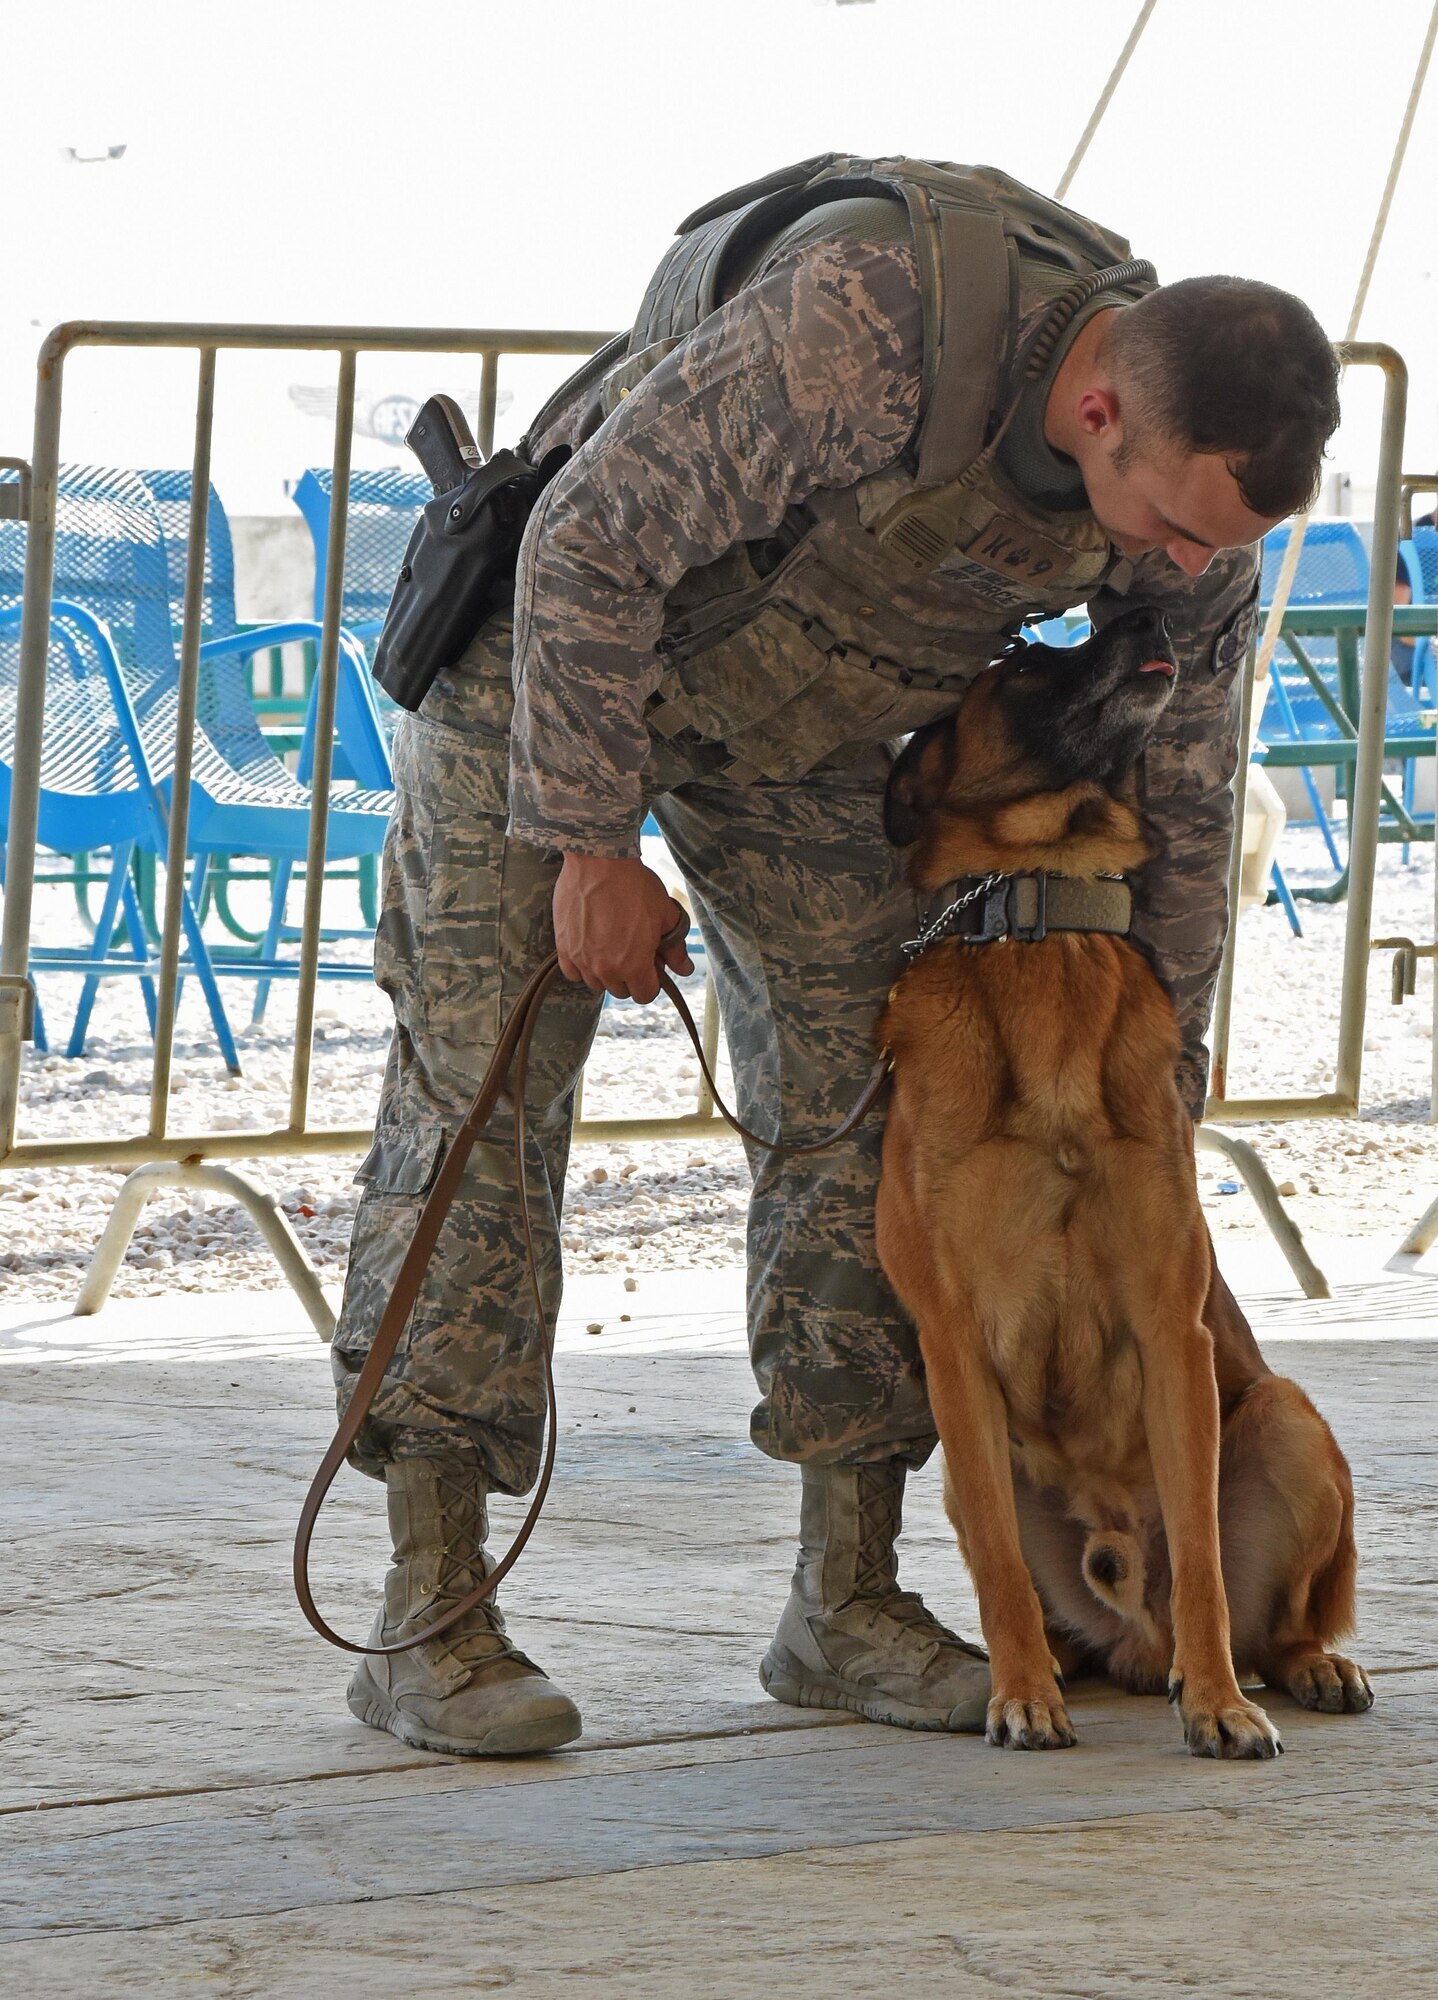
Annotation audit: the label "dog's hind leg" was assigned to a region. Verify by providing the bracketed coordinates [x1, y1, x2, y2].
[1012, 1469, 1126, 1662]
[1012, 1471, 1174, 1692]
[1219, 1376, 1374, 1716]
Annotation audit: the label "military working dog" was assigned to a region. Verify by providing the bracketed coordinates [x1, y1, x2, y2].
[876, 607, 1372, 1759]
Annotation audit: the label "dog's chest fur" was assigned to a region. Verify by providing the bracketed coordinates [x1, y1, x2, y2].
[879, 926, 1195, 1513]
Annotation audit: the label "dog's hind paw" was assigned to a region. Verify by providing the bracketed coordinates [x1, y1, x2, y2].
[1170, 1676, 1282, 1759]
[1283, 1651, 1374, 1714]
[986, 1692, 1077, 1751]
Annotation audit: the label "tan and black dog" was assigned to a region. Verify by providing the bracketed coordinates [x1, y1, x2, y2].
[876, 606, 1372, 1759]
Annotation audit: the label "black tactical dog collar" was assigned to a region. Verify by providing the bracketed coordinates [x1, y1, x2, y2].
[903, 870, 1133, 962]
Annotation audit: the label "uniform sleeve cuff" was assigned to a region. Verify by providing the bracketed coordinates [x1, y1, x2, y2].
[505, 810, 644, 861]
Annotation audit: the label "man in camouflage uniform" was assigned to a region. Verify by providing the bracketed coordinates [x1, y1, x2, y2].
[333, 164, 1340, 1756]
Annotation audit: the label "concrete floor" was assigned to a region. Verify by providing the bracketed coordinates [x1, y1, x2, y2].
[2, 1239, 1436, 1997]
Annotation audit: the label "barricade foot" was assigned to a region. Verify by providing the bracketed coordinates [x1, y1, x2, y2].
[1196, 1124, 1331, 1300]
[1399, 1189, 1438, 1258]
[73, 1159, 336, 1337]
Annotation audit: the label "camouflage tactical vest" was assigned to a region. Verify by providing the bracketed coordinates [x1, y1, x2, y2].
[561, 154, 1157, 785]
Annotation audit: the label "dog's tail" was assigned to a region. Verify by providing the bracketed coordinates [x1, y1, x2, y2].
[1081, 1530, 1148, 1624]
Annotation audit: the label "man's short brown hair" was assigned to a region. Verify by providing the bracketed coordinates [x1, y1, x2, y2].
[1100, 276, 1341, 519]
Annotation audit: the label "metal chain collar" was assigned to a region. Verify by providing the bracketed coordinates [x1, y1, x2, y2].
[900, 871, 1007, 963]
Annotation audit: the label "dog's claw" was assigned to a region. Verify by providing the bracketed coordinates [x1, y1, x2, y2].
[1179, 1692, 1282, 1760]
[985, 1692, 1078, 1751]
[1284, 1652, 1375, 1715]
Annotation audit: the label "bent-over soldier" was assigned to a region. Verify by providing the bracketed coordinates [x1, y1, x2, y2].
[331, 156, 1341, 1756]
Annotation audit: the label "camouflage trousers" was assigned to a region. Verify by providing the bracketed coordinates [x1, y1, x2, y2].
[332, 631, 938, 1494]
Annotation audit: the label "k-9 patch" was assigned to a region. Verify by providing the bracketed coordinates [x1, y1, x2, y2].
[960, 514, 1076, 588]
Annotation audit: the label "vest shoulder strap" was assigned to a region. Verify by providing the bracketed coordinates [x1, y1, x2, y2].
[626, 156, 1150, 488]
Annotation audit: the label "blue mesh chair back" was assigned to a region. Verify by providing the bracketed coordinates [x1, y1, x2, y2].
[1398, 526, 1438, 703]
[291, 466, 428, 634]
[0, 468, 149, 850]
[1259, 520, 1369, 607]
[9, 466, 389, 858]
[1257, 521, 1375, 746]
[55, 466, 285, 819]
[139, 467, 240, 637]
[1403, 524, 1438, 602]
[134, 468, 392, 790]
[135, 467, 291, 775]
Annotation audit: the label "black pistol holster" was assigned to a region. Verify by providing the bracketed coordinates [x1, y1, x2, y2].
[371, 394, 568, 713]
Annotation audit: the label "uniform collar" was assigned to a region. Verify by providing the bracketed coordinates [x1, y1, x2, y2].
[996, 292, 1127, 515]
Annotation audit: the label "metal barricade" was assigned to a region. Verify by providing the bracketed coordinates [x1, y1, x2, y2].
[1200, 343, 1422, 1294]
[1206, 343, 1407, 1127]
[0, 331, 1421, 1316]
[0, 320, 732, 1331]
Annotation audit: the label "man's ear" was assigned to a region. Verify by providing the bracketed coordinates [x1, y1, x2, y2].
[1074, 383, 1122, 443]
[883, 716, 959, 847]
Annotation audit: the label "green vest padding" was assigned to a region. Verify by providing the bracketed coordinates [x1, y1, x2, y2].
[625, 153, 1151, 490]
[522, 155, 1158, 788]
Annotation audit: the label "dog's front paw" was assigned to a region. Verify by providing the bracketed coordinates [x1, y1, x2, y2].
[1170, 1674, 1282, 1759]
[1284, 1651, 1374, 1715]
[986, 1690, 1077, 1751]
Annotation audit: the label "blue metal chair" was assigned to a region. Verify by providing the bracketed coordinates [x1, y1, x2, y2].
[1024, 614, 1091, 647]
[1399, 527, 1438, 705]
[292, 466, 431, 743]
[6, 468, 395, 1056]
[1255, 521, 1432, 868]
[49, 471, 391, 849]
[139, 469, 393, 790]
[291, 465, 429, 645]
[136, 468, 395, 1018]
[0, 476, 244, 1065]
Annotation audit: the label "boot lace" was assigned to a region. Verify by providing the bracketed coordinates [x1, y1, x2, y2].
[853, 1465, 902, 1599]
[849, 1467, 986, 1661]
[426, 1464, 526, 1669]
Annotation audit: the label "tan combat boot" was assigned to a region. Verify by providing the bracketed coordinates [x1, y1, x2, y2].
[760, 1460, 991, 1731]
[346, 1454, 582, 1756]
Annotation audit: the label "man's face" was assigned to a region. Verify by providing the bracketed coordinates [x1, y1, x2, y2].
[1084, 431, 1280, 577]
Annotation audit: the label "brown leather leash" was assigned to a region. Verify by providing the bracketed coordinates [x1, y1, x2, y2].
[294, 926, 893, 1655]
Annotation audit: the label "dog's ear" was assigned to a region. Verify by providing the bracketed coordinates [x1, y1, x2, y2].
[883, 716, 959, 846]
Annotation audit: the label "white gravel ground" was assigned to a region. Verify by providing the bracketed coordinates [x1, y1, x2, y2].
[1, 821, 1434, 1304]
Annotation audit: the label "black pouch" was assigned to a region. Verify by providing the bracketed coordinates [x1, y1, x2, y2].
[371, 446, 568, 713]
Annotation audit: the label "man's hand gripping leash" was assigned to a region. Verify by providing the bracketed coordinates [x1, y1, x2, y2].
[294, 917, 893, 1654]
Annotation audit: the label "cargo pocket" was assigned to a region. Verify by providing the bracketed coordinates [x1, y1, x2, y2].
[331, 1123, 446, 1358]
[380, 713, 509, 1046]
[353, 1122, 446, 1198]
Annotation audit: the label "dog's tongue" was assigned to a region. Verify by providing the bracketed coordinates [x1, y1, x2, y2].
[1140, 658, 1176, 678]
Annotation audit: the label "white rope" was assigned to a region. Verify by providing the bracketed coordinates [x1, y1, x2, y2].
[1053, 0, 1160, 201]
[1251, 0, 1438, 711]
